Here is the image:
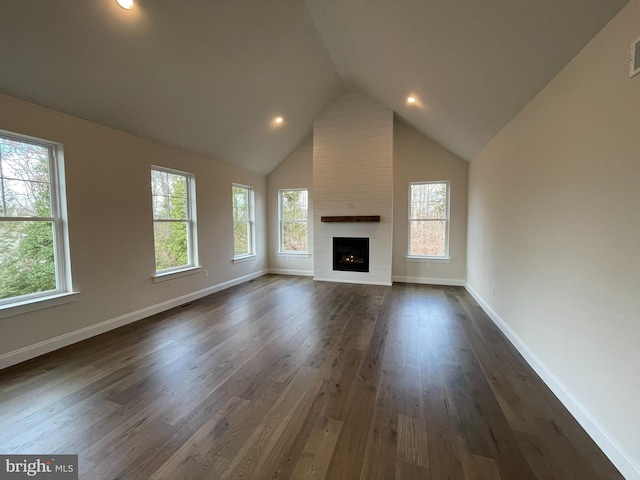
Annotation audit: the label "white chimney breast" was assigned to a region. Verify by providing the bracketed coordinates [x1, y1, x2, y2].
[313, 92, 393, 285]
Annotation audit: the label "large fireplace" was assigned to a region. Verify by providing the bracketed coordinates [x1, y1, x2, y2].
[313, 92, 393, 285]
[333, 237, 369, 272]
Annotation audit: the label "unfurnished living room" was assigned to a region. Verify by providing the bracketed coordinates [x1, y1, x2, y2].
[0, 1, 639, 479]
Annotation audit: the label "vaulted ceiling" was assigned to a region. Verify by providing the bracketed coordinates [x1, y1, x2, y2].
[0, 0, 629, 174]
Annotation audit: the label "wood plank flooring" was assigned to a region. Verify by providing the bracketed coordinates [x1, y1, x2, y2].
[0, 275, 624, 479]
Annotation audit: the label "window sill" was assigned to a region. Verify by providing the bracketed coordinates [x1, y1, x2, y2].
[153, 266, 202, 283]
[277, 252, 311, 258]
[0, 291, 80, 320]
[406, 256, 451, 263]
[232, 254, 257, 264]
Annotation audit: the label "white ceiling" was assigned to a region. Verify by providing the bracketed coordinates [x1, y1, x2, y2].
[0, 0, 629, 174]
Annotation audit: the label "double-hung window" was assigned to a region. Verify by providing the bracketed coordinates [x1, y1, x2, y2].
[232, 184, 254, 258]
[151, 167, 198, 274]
[0, 131, 71, 306]
[279, 189, 308, 253]
[408, 181, 450, 258]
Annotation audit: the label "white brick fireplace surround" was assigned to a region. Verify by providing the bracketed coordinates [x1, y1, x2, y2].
[312, 92, 393, 285]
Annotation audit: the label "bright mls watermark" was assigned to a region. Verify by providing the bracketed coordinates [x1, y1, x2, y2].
[0, 455, 77, 479]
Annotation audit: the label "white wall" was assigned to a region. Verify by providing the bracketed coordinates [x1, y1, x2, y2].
[313, 92, 393, 285]
[0, 94, 268, 368]
[392, 120, 468, 285]
[466, 2, 640, 478]
[267, 137, 314, 276]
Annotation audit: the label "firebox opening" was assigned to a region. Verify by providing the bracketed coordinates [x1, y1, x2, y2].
[333, 237, 369, 273]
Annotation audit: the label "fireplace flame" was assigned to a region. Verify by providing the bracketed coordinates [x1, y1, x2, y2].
[340, 254, 364, 264]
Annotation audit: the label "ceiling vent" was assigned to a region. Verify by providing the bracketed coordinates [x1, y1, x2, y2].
[630, 36, 640, 78]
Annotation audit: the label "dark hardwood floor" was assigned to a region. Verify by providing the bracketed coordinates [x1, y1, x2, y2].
[0, 275, 623, 479]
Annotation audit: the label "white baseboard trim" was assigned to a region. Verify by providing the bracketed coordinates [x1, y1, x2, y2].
[0, 269, 269, 371]
[268, 268, 314, 277]
[392, 275, 465, 286]
[465, 283, 640, 480]
[313, 277, 392, 287]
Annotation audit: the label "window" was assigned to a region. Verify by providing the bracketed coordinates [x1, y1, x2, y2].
[0, 132, 71, 306]
[151, 167, 198, 273]
[409, 181, 449, 258]
[279, 189, 308, 253]
[232, 184, 254, 258]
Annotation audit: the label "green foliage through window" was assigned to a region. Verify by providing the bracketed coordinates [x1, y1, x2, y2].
[280, 189, 308, 252]
[232, 185, 253, 257]
[0, 137, 58, 301]
[152, 169, 194, 272]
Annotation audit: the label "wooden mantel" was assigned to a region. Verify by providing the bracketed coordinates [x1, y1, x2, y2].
[321, 215, 381, 223]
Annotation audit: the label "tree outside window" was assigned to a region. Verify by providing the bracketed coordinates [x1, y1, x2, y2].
[151, 167, 197, 273]
[279, 189, 308, 253]
[0, 134, 70, 303]
[232, 184, 254, 257]
[409, 182, 449, 257]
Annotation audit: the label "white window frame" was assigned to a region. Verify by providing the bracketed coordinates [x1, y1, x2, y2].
[278, 188, 309, 255]
[151, 166, 199, 277]
[232, 183, 255, 260]
[0, 130, 72, 310]
[407, 181, 450, 259]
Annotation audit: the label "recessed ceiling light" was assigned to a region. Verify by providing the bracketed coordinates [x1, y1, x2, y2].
[275, 117, 283, 124]
[407, 96, 417, 104]
[116, 0, 135, 10]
